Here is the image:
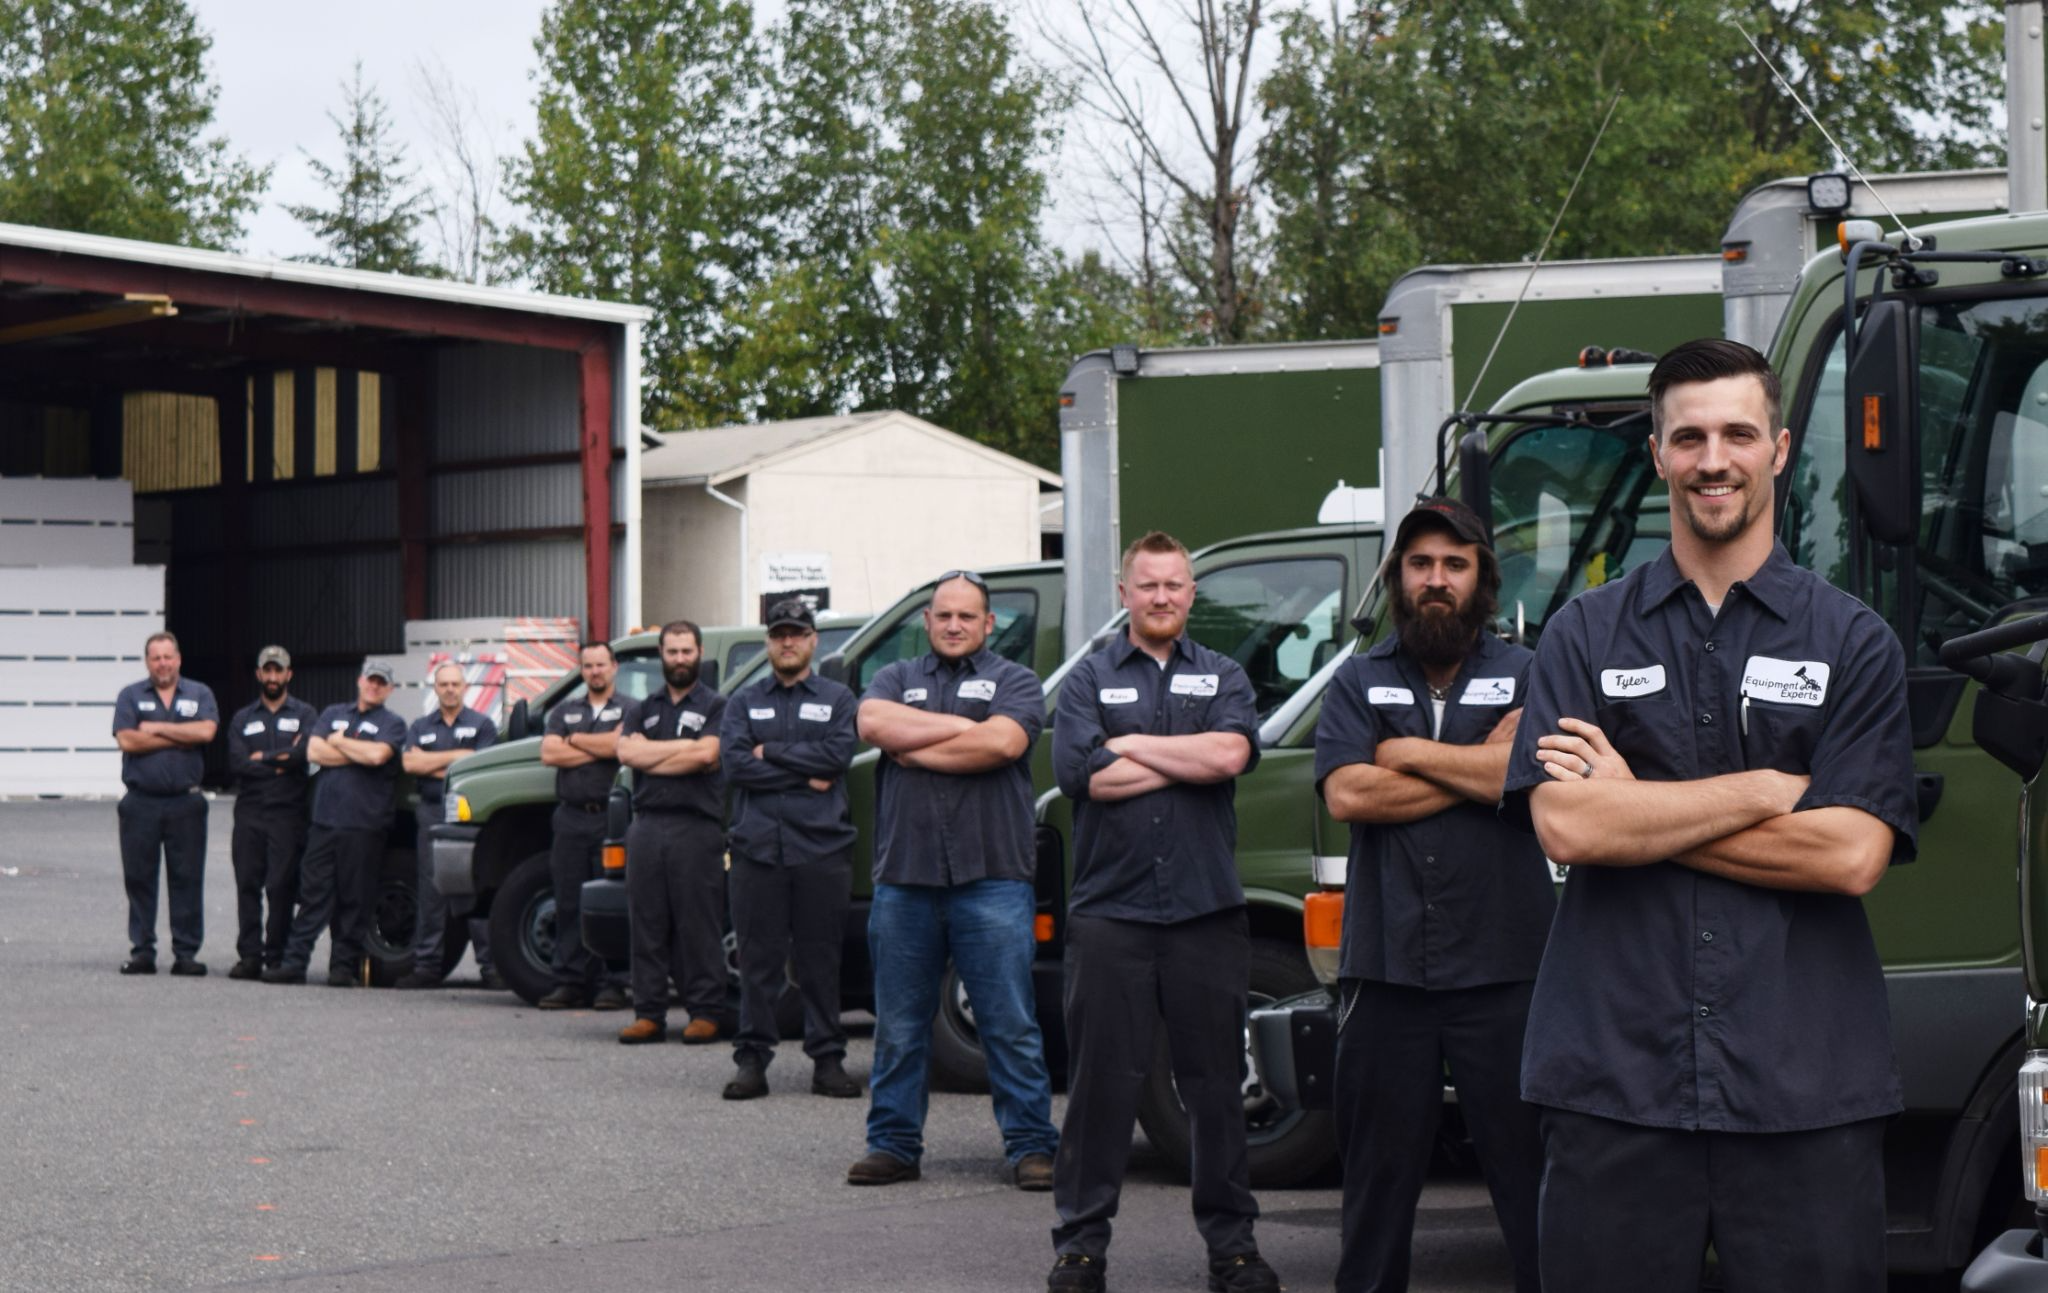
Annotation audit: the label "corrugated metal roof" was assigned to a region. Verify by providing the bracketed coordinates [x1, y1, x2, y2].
[640, 409, 1061, 488]
[0, 221, 651, 325]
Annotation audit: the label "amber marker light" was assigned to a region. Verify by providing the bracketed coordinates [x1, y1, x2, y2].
[602, 842, 626, 876]
[1034, 914, 1054, 942]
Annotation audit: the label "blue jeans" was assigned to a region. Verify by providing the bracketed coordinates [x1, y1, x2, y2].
[866, 879, 1059, 1166]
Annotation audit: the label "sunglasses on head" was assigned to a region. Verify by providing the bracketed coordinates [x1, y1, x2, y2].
[937, 569, 988, 589]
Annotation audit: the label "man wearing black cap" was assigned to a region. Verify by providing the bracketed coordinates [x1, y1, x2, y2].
[224, 645, 318, 980]
[1314, 496, 1550, 1293]
[615, 622, 727, 1040]
[717, 598, 861, 1099]
[395, 661, 499, 989]
[111, 632, 219, 976]
[266, 659, 407, 986]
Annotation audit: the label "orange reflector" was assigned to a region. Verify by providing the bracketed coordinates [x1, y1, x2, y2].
[1838, 223, 1850, 254]
[1304, 892, 1344, 950]
[1721, 245, 1747, 263]
[1059, 392, 1075, 408]
[2035, 1144, 2048, 1193]
[1034, 914, 1054, 942]
[1862, 394, 1883, 450]
[1378, 319, 1399, 336]
[602, 843, 626, 875]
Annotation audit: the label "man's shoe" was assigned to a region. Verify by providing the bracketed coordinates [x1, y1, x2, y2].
[679, 1017, 721, 1044]
[1207, 1252, 1281, 1293]
[811, 1056, 862, 1098]
[845, 1150, 920, 1185]
[170, 959, 207, 977]
[227, 958, 262, 980]
[1013, 1152, 1055, 1192]
[260, 965, 305, 985]
[325, 969, 359, 988]
[722, 1058, 769, 1101]
[118, 957, 156, 976]
[536, 985, 591, 1010]
[479, 968, 509, 991]
[1047, 1253, 1107, 1292]
[591, 985, 629, 1011]
[618, 1017, 666, 1045]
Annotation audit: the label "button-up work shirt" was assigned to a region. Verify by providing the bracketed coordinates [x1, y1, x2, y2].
[227, 695, 319, 811]
[405, 706, 498, 805]
[864, 648, 1045, 888]
[545, 694, 626, 807]
[310, 702, 407, 830]
[1053, 635, 1261, 923]
[722, 672, 859, 865]
[1503, 542, 1918, 1133]
[112, 676, 219, 795]
[620, 684, 726, 820]
[1314, 631, 1554, 988]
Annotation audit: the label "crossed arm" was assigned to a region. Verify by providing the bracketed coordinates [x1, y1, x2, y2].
[116, 719, 218, 755]
[310, 732, 396, 769]
[1323, 708, 1520, 825]
[1088, 731, 1253, 802]
[858, 699, 1028, 775]
[618, 732, 721, 776]
[541, 728, 620, 769]
[403, 746, 475, 780]
[1527, 716, 1891, 895]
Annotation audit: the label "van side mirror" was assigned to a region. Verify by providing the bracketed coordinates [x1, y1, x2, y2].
[507, 698, 530, 741]
[1844, 297, 1919, 546]
[817, 653, 849, 686]
[1456, 428, 1493, 542]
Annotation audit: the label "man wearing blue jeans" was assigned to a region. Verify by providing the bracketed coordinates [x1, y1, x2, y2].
[849, 571, 1060, 1190]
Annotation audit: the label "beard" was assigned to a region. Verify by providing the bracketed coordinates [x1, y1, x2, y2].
[1390, 586, 1491, 670]
[1674, 476, 1764, 544]
[664, 661, 700, 691]
[259, 679, 285, 700]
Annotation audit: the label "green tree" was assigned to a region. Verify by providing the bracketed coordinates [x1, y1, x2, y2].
[1259, 0, 2003, 341]
[500, 0, 763, 430]
[0, 0, 267, 248]
[287, 62, 437, 275]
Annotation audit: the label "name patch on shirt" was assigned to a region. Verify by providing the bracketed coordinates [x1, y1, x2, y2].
[1600, 665, 1668, 699]
[1169, 673, 1219, 697]
[1100, 687, 1139, 705]
[642, 713, 661, 729]
[799, 702, 833, 722]
[242, 720, 265, 736]
[174, 698, 199, 717]
[277, 717, 300, 733]
[680, 711, 706, 732]
[901, 688, 928, 704]
[138, 700, 157, 712]
[1461, 677, 1516, 706]
[749, 707, 776, 720]
[1743, 655, 1830, 707]
[957, 679, 997, 702]
[564, 712, 584, 724]
[330, 719, 349, 732]
[419, 732, 439, 744]
[1367, 686, 1414, 706]
[598, 707, 621, 722]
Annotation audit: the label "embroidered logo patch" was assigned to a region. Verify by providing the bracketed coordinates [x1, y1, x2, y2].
[957, 679, 997, 702]
[1461, 677, 1516, 706]
[242, 720, 265, 737]
[1169, 673, 1219, 697]
[799, 702, 833, 722]
[174, 698, 199, 717]
[277, 717, 300, 732]
[1743, 656, 1829, 707]
[1600, 665, 1667, 699]
[680, 711, 706, 731]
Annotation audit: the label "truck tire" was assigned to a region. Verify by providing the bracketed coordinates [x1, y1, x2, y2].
[1135, 935, 1337, 1189]
[489, 851, 558, 1006]
[364, 846, 417, 987]
[929, 964, 991, 1092]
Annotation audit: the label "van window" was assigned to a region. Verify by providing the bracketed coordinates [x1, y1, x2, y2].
[543, 649, 662, 720]
[856, 590, 1040, 691]
[1187, 558, 1345, 717]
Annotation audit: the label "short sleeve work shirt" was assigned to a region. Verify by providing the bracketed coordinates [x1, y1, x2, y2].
[228, 696, 320, 810]
[864, 648, 1045, 887]
[310, 702, 407, 830]
[1052, 635, 1261, 923]
[1502, 543, 1918, 1133]
[721, 672, 859, 865]
[545, 695, 626, 807]
[1313, 632, 1555, 988]
[405, 707, 498, 804]
[619, 684, 727, 820]
[112, 676, 219, 794]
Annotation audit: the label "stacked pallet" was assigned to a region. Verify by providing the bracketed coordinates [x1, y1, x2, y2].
[388, 617, 579, 725]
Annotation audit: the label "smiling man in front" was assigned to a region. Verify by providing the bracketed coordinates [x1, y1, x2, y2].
[1504, 339, 1918, 1291]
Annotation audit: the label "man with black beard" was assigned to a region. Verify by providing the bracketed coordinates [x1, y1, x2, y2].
[616, 621, 727, 1043]
[225, 646, 318, 980]
[1312, 497, 1553, 1293]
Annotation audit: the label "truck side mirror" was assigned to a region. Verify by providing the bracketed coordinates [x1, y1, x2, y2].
[1456, 428, 1493, 542]
[1844, 297, 1920, 546]
[606, 783, 634, 840]
[699, 658, 720, 691]
[817, 653, 849, 686]
[507, 698, 530, 741]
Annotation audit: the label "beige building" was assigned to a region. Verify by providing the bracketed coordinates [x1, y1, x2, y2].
[640, 411, 1060, 625]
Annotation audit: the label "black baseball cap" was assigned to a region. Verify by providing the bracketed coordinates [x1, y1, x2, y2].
[1392, 496, 1491, 553]
[764, 599, 816, 632]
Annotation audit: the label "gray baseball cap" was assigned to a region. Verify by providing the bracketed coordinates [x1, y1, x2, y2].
[362, 659, 398, 683]
[256, 645, 291, 669]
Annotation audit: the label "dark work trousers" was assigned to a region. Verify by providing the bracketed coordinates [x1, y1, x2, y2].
[623, 811, 726, 1022]
[1538, 1107, 1888, 1293]
[550, 804, 627, 992]
[729, 850, 850, 1066]
[280, 824, 384, 977]
[116, 790, 208, 963]
[230, 801, 304, 966]
[1052, 908, 1259, 1261]
[1334, 978, 1542, 1293]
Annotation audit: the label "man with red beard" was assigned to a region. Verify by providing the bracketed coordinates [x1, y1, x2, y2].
[1314, 497, 1550, 1293]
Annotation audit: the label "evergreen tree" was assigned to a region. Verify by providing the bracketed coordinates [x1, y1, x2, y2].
[286, 62, 437, 275]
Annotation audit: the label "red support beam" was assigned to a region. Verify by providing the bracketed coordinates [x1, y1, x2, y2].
[579, 342, 613, 641]
[394, 362, 431, 622]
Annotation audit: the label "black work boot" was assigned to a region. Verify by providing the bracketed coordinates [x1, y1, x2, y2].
[1207, 1251, 1281, 1293]
[1047, 1253, 1107, 1292]
[722, 1056, 769, 1101]
[811, 1056, 861, 1098]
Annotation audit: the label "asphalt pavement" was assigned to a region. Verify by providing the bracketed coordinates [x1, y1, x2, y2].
[0, 800, 1520, 1292]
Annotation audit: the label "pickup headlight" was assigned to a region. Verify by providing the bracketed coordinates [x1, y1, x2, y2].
[448, 794, 470, 824]
[2021, 1051, 2048, 1202]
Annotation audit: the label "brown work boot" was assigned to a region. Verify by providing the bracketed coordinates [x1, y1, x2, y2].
[1013, 1152, 1055, 1192]
[845, 1150, 920, 1185]
[679, 1017, 721, 1044]
[617, 1017, 666, 1045]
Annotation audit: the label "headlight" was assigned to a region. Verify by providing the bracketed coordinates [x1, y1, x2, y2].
[2020, 1051, 2048, 1202]
[449, 795, 470, 824]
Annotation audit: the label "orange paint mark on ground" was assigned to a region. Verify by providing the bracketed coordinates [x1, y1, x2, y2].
[232, 1091, 249, 1097]
[239, 1119, 256, 1127]
[252, 1254, 281, 1261]
[236, 1036, 257, 1042]
[248, 1157, 270, 1165]
[255, 1204, 275, 1211]
[232, 1063, 248, 1071]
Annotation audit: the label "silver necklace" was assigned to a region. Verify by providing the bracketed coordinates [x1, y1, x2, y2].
[1426, 682, 1452, 701]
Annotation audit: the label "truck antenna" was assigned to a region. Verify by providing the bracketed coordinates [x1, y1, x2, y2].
[1461, 86, 1625, 413]
[1731, 23, 1924, 251]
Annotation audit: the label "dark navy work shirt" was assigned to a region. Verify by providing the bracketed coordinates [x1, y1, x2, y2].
[1503, 543, 1918, 1133]
[722, 672, 859, 865]
[112, 676, 219, 795]
[545, 694, 627, 807]
[1314, 631, 1555, 988]
[310, 701, 407, 830]
[619, 684, 726, 820]
[864, 648, 1045, 887]
[1053, 635, 1261, 923]
[227, 695, 319, 811]
[405, 706, 498, 805]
